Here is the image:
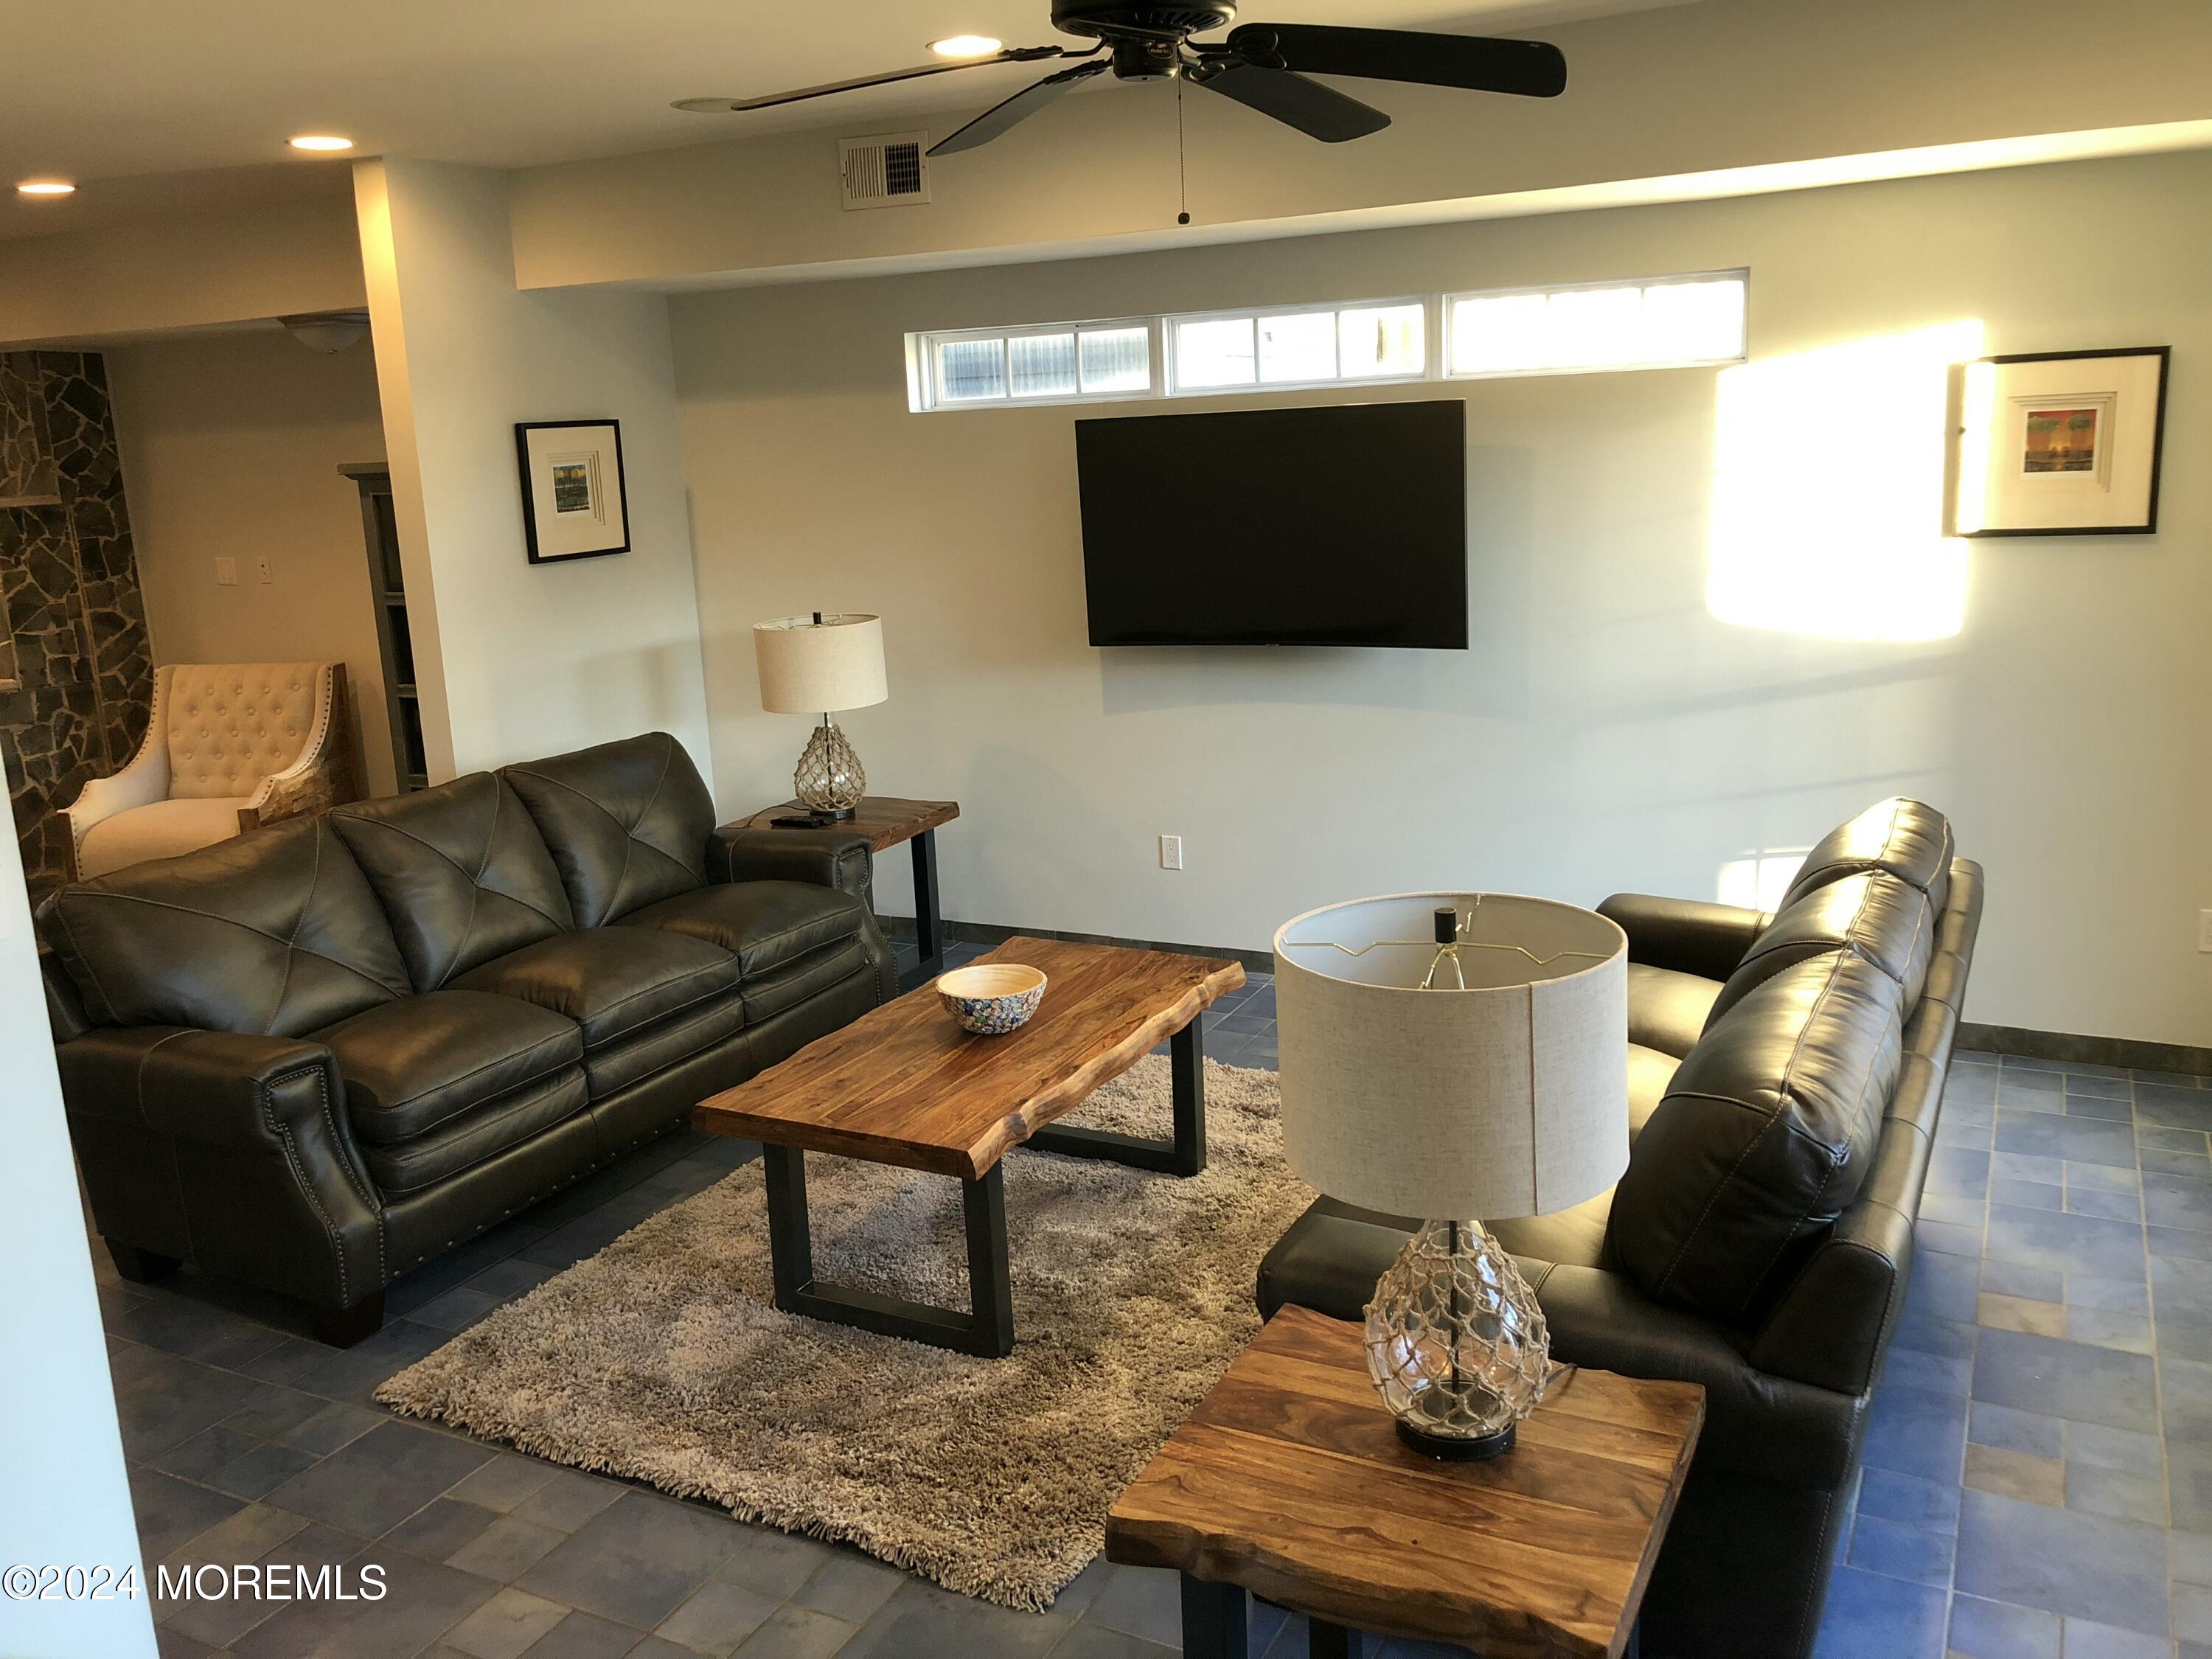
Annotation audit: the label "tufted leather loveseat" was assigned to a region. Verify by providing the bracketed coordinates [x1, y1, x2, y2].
[39, 731, 897, 1345]
[61, 661, 364, 879]
[1257, 799, 1983, 1659]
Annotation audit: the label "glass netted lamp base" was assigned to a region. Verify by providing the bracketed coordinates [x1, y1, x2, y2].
[1364, 1217, 1551, 1460]
[793, 719, 866, 818]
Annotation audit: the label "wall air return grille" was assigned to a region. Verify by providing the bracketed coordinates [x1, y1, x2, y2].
[837, 133, 931, 211]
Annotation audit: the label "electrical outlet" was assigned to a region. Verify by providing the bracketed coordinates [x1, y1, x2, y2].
[2199, 909, 2212, 953]
[255, 556, 274, 584]
[215, 557, 237, 585]
[1159, 834, 1183, 871]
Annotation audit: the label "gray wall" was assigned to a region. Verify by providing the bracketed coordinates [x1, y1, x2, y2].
[672, 150, 2212, 1049]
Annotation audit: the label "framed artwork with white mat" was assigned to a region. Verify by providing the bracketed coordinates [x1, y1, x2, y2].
[1955, 347, 2169, 537]
[515, 419, 630, 563]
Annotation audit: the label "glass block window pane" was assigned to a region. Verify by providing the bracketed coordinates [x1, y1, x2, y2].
[1543, 285, 1644, 369]
[1339, 305, 1425, 378]
[1008, 333, 1077, 398]
[1641, 278, 1747, 364]
[1450, 292, 1552, 375]
[1258, 311, 1338, 383]
[1175, 317, 1256, 389]
[1079, 327, 1151, 394]
[936, 338, 1006, 402]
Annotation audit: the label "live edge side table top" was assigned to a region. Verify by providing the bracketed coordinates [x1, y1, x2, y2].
[1106, 1304, 1705, 1659]
[737, 796, 958, 989]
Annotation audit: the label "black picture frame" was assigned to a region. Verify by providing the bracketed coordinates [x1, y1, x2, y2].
[1956, 346, 2170, 538]
[515, 419, 631, 563]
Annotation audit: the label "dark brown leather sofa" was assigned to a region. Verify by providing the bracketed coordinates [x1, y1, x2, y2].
[1257, 799, 1983, 1659]
[39, 731, 896, 1346]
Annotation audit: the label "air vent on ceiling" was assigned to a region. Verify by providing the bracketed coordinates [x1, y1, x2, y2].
[837, 132, 931, 211]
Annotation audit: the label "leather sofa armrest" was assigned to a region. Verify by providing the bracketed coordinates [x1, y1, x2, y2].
[242, 664, 363, 828]
[1597, 893, 1767, 982]
[57, 1027, 387, 1310]
[1531, 1263, 1860, 1489]
[60, 1028, 345, 1147]
[709, 824, 874, 905]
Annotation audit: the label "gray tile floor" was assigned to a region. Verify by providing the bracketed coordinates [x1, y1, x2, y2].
[86, 941, 2212, 1658]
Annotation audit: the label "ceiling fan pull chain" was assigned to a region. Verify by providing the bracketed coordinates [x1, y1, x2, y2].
[1176, 76, 1190, 226]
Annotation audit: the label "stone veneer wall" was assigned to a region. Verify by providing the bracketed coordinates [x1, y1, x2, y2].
[0, 352, 153, 897]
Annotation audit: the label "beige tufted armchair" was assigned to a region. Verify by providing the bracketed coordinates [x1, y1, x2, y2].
[61, 662, 364, 881]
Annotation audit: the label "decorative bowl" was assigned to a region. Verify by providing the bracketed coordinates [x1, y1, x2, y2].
[936, 963, 1048, 1036]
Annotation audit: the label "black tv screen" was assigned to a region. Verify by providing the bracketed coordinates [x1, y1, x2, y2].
[1077, 399, 1467, 649]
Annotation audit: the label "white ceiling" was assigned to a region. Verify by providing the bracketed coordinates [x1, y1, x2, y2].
[0, 0, 1692, 240]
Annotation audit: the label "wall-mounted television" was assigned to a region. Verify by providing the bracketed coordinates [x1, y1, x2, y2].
[1076, 399, 1467, 650]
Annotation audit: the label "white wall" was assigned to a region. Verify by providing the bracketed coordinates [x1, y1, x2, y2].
[672, 150, 2212, 1050]
[0, 192, 364, 349]
[354, 159, 714, 785]
[0, 840, 155, 1658]
[105, 330, 400, 796]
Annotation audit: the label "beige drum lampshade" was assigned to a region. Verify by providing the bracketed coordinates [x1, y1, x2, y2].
[753, 614, 888, 714]
[1273, 893, 1630, 1222]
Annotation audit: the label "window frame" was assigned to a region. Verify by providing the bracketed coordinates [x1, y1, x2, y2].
[903, 315, 1161, 412]
[1441, 268, 1749, 383]
[1161, 293, 1436, 398]
[904, 270, 1748, 413]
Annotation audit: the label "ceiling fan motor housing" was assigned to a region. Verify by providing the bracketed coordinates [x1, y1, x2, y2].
[1049, 1, 1237, 41]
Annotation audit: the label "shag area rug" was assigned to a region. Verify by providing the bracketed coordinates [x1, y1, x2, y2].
[376, 1057, 1315, 1610]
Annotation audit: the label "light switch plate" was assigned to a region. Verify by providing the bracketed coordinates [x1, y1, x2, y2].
[215, 557, 237, 585]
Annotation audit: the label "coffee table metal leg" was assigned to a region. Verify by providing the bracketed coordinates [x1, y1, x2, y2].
[902, 827, 945, 992]
[761, 1145, 1015, 1357]
[1179, 1574, 1248, 1659]
[1025, 1016, 1208, 1177]
[1307, 1618, 1366, 1658]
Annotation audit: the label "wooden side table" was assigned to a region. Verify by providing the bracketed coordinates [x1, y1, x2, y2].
[736, 796, 958, 990]
[1107, 1304, 1704, 1659]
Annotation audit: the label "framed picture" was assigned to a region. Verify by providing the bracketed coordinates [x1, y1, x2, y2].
[515, 420, 630, 563]
[1954, 347, 2169, 536]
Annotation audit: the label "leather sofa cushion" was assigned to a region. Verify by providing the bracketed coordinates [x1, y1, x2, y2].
[1609, 951, 1905, 1327]
[332, 775, 574, 990]
[501, 732, 715, 928]
[41, 815, 411, 1037]
[453, 927, 739, 1049]
[616, 880, 869, 978]
[75, 795, 252, 879]
[740, 936, 874, 1024]
[1781, 797, 1953, 912]
[1708, 871, 1934, 1026]
[1627, 964, 1721, 1059]
[584, 992, 748, 1098]
[314, 988, 584, 1144]
[360, 1069, 591, 1197]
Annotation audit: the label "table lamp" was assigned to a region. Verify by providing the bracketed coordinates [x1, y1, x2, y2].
[752, 613, 888, 821]
[1274, 893, 1628, 1460]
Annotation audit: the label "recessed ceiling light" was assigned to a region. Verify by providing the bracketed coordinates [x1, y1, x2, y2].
[928, 35, 1004, 58]
[15, 180, 76, 197]
[288, 134, 355, 153]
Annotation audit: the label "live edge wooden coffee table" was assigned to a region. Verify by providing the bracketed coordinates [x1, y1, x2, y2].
[694, 936, 1244, 1357]
[1107, 1305, 1704, 1659]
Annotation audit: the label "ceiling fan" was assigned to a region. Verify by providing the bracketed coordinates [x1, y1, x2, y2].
[675, 3, 1566, 158]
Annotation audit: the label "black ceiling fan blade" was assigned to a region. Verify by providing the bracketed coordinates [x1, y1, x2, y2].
[675, 45, 1070, 115]
[928, 58, 1111, 156]
[1191, 63, 1391, 144]
[1228, 24, 1567, 98]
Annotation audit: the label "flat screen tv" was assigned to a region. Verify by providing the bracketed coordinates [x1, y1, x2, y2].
[1077, 399, 1467, 649]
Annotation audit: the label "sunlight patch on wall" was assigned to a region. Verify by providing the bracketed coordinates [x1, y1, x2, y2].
[1707, 321, 1983, 642]
[1717, 847, 1811, 911]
